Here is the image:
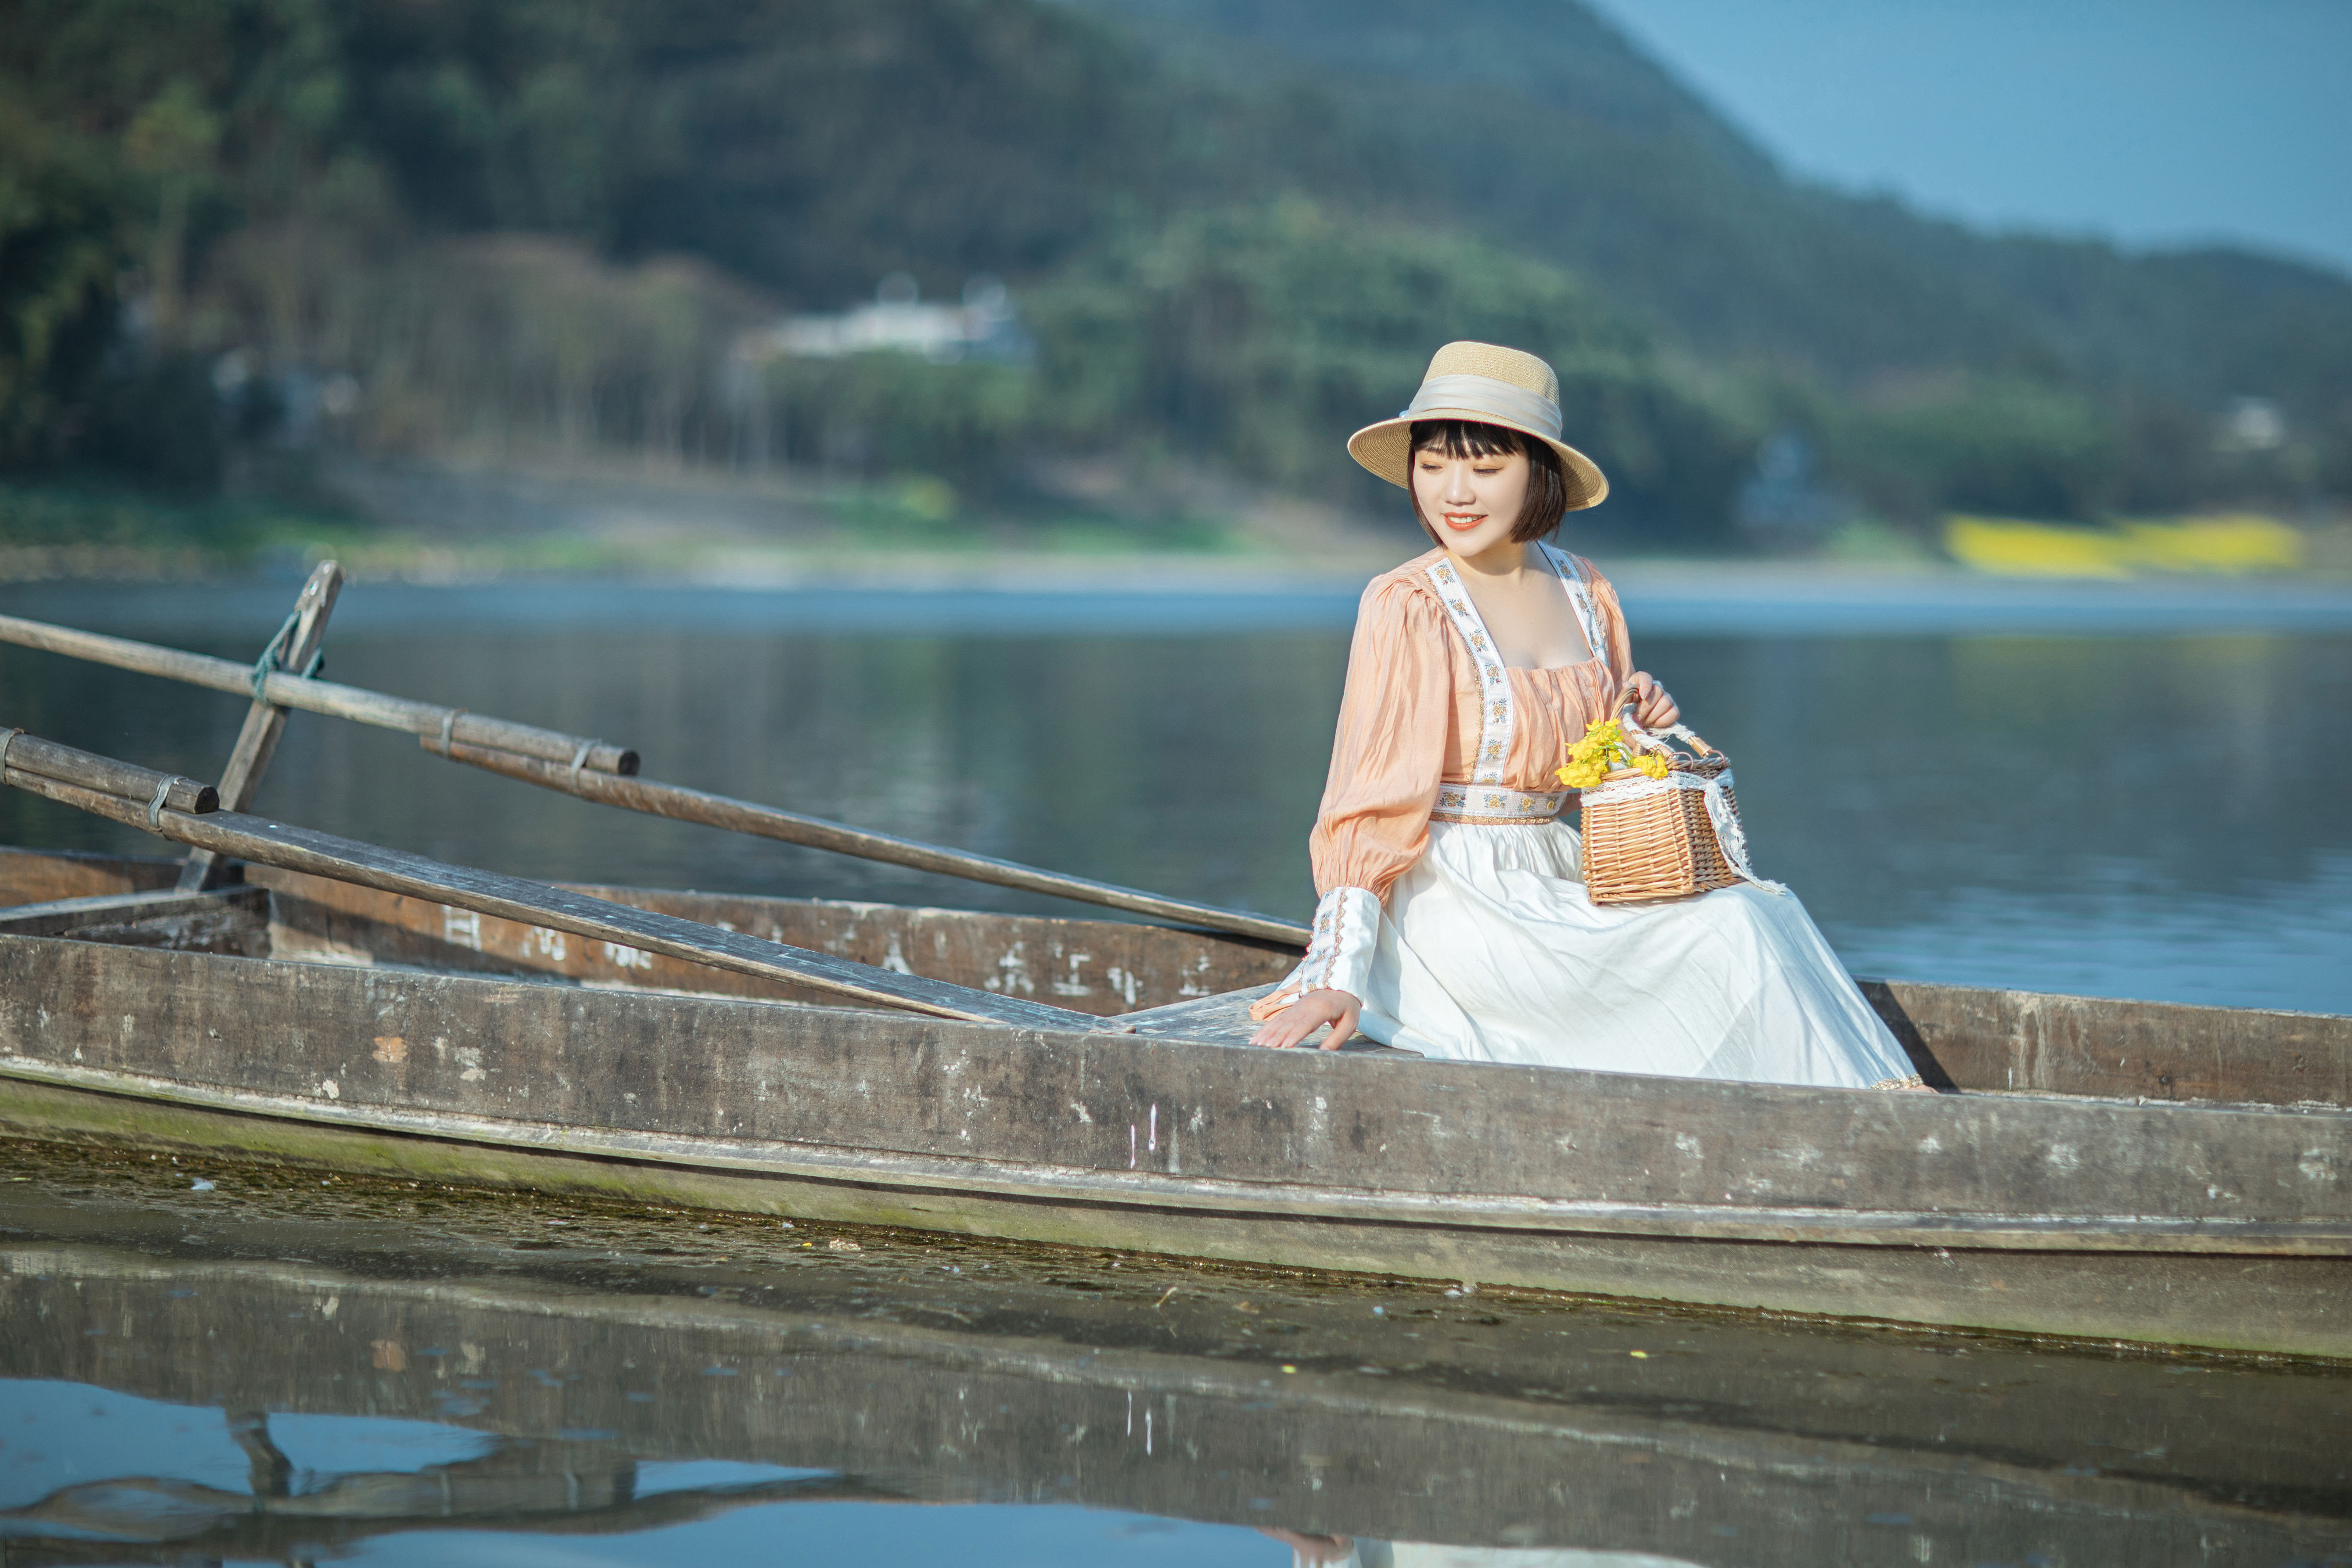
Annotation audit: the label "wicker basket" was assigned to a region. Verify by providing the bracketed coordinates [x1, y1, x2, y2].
[1578, 741, 1749, 905]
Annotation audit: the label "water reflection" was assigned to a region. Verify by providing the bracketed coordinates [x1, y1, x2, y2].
[1, 580, 2346, 1010]
[1, 1143, 2347, 1567]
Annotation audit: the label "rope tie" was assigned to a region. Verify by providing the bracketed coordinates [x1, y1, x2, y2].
[249, 611, 328, 702]
[249, 610, 301, 703]
[436, 709, 466, 758]
[0, 728, 19, 775]
[145, 776, 174, 831]
[567, 740, 595, 792]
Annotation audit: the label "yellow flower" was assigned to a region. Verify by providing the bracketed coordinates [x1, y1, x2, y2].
[1632, 752, 1670, 780]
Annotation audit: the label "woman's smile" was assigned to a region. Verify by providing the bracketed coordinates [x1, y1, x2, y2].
[1441, 510, 1486, 531]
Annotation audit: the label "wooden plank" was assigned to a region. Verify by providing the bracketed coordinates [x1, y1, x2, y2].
[0, 845, 184, 908]
[3, 742, 1100, 1028]
[178, 561, 343, 891]
[0, 886, 264, 943]
[0, 612, 636, 774]
[438, 738, 1314, 947]
[1865, 978, 2352, 1109]
[2, 934, 2344, 1245]
[249, 864, 1297, 1016]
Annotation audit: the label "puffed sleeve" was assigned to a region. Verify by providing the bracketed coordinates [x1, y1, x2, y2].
[1577, 557, 1637, 690]
[1250, 576, 1453, 1018]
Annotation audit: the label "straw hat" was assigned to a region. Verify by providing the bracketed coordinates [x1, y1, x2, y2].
[1347, 341, 1608, 511]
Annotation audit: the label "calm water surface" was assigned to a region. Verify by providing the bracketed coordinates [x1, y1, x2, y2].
[2, 1141, 2348, 1567]
[3, 574, 2351, 1565]
[2, 575, 2347, 1012]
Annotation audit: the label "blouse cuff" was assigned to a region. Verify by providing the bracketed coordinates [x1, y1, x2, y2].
[1248, 886, 1382, 1019]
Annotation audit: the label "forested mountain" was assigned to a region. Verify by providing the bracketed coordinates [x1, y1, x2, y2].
[2, 0, 2344, 544]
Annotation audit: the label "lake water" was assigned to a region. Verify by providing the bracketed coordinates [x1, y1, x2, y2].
[2, 572, 2349, 1013]
[4, 570, 2352, 1565]
[3, 1139, 2348, 1567]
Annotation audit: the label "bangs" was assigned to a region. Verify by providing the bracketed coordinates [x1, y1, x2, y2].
[1409, 419, 1530, 460]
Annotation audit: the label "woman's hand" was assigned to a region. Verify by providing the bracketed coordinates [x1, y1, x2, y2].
[1622, 671, 1680, 730]
[1250, 987, 1361, 1050]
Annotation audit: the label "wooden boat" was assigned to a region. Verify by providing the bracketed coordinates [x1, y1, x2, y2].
[3, 566, 2349, 1360]
[6, 1179, 2347, 1565]
[3, 835, 2348, 1360]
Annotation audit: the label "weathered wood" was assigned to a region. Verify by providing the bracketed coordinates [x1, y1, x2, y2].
[2, 743, 1101, 1028]
[1, 936, 2349, 1355]
[0, 612, 636, 774]
[178, 560, 343, 891]
[3, 930, 2348, 1250]
[0, 730, 215, 814]
[0, 886, 265, 948]
[1864, 977, 2352, 1110]
[0, 844, 184, 907]
[437, 738, 1314, 947]
[251, 863, 1296, 1016]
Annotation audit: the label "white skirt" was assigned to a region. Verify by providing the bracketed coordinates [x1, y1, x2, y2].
[1352, 818, 1918, 1089]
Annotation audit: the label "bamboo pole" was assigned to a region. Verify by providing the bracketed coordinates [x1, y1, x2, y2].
[437, 738, 1312, 947]
[0, 613, 637, 775]
[1, 733, 1101, 1030]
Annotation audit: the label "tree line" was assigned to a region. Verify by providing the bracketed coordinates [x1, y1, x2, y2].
[2, 0, 2345, 546]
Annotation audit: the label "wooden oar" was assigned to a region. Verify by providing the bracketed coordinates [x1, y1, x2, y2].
[0, 612, 637, 775]
[0, 610, 1312, 947]
[0, 729, 1106, 1030]
[437, 739, 1311, 947]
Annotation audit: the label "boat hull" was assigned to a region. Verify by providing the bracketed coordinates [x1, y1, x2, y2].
[3, 918, 2349, 1357]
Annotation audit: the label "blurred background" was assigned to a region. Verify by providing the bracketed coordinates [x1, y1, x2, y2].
[2, 0, 2349, 1010]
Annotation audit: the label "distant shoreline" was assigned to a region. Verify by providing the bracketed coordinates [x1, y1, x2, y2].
[8, 559, 2351, 639]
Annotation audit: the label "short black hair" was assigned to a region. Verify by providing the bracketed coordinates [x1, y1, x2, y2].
[1407, 419, 1569, 546]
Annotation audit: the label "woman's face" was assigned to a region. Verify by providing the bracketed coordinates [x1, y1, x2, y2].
[1412, 438, 1529, 558]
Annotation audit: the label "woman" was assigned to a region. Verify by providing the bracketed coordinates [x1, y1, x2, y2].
[1248, 341, 1919, 1089]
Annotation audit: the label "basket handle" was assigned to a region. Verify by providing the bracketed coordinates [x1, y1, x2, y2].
[1616, 682, 1714, 758]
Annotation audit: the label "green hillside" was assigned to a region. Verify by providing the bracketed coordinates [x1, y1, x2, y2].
[2, 0, 2344, 551]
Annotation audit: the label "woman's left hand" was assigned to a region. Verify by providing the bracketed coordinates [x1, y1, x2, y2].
[1622, 671, 1679, 730]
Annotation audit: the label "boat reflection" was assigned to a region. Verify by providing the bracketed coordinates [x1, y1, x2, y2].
[0, 1151, 2347, 1567]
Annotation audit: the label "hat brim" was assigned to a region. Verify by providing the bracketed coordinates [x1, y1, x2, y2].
[1348, 409, 1609, 512]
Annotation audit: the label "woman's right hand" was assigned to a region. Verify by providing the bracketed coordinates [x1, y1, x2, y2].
[1250, 988, 1362, 1050]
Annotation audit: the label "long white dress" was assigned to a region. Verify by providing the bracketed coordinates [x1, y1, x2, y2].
[1250, 545, 1919, 1091]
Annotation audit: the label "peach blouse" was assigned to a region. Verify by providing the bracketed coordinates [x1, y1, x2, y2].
[1308, 546, 1635, 904]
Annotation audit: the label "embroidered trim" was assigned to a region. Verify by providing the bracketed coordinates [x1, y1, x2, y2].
[1423, 559, 1513, 785]
[1431, 783, 1567, 825]
[1426, 550, 1607, 792]
[1537, 544, 1608, 664]
[1872, 1074, 1930, 1092]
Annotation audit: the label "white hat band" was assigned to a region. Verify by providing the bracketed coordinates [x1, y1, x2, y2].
[1400, 374, 1563, 441]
